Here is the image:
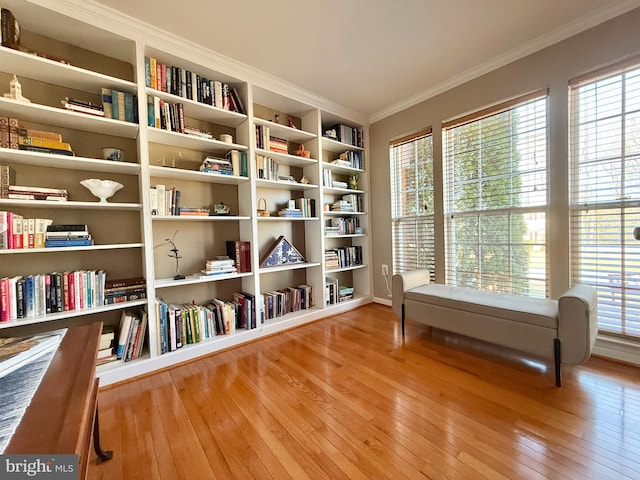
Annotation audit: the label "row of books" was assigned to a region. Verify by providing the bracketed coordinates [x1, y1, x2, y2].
[144, 57, 245, 114]
[331, 150, 364, 170]
[276, 198, 316, 218]
[155, 293, 256, 354]
[325, 277, 354, 305]
[147, 96, 184, 132]
[1, 116, 74, 156]
[323, 123, 365, 148]
[324, 246, 364, 270]
[325, 217, 362, 236]
[99, 89, 138, 123]
[0, 216, 95, 249]
[255, 125, 289, 153]
[255, 154, 281, 181]
[0, 269, 106, 321]
[262, 284, 313, 321]
[149, 185, 182, 216]
[114, 309, 147, 363]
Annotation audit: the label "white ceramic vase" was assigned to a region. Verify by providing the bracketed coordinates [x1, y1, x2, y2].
[80, 178, 123, 203]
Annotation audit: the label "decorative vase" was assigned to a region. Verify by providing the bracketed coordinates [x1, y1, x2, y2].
[81, 178, 123, 203]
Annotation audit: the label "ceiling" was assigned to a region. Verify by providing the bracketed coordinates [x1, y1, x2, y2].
[92, 0, 640, 122]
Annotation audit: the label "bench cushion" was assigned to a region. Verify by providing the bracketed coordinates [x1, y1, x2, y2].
[405, 284, 558, 329]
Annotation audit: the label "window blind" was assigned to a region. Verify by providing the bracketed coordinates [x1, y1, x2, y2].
[443, 91, 549, 296]
[569, 57, 640, 337]
[390, 129, 435, 276]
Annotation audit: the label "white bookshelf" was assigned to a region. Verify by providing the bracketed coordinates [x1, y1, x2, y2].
[0, 0, 371, 385]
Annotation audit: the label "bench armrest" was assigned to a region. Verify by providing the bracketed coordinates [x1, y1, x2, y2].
[558, 284, 598, 364]
[392, 269, 430, 318]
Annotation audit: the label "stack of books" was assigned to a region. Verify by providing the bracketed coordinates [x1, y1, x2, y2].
[44, 224, 92, 247]
[104, 277, 146, 304]
[96, 326, 117, 365]
[200, 155, 234, 175]
[2, 116, 74, 156]
[339, 285, 355, 302]
[268, 136, 288, 154]
[324, 250, 340, 269]
[178, 207, 210, 216]
[7, 185, 68, 201]
[277, 208, 303, 218]
[61, 97, 104, 117]
[331, 199, 355, 212]
[200, 256, 237, 277]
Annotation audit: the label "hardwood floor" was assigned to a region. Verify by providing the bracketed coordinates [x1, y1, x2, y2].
[88, 303, 640, 479]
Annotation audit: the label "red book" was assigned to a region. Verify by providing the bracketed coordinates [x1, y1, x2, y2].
[0, 277, 10, 321]
[63, 271, 70, 311]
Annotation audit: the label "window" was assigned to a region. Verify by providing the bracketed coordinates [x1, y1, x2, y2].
[569, 57, 640, 337]
[390, 129, 434, 276]
[443, 90, 548, 296]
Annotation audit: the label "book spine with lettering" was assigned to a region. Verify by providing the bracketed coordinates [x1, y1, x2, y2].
[1, 164, 15, 198]
[18, 136, 72, 151]
[101, 88, 113, 119]
[17, 144, 75, 156]
[1, 8, 20, 48]
[0, 211, 9, 249]
[0, 116, 19, 149]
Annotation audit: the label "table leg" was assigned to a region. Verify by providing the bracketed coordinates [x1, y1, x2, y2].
[93, 405, 113, 463]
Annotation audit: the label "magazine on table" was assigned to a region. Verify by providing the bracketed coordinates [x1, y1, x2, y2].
[0, 330, 66, 379]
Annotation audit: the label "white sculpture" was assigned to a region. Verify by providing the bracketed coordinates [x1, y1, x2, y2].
[4, 75, 30, 103]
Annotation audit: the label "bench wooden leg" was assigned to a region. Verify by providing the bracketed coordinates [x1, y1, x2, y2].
[554, 338, 562, 387]
[402, 304, 405, 336]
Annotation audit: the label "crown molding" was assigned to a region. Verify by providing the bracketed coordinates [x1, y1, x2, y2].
[369, 0, 640, 124]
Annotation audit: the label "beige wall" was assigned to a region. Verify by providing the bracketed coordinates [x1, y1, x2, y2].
[369, 7, 640, 301]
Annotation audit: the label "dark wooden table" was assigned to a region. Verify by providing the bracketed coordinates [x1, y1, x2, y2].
[4, 322, 112, 480]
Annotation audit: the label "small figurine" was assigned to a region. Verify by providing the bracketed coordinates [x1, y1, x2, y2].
[272, 113, 281, 124]
[287, 116, 297, 129]
[4, 75, 30, 103]
[166, 236, 185, 280]
[300, 175, 309, 184]
[348, 174, 359, 190]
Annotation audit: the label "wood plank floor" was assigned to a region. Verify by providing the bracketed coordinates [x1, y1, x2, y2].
[88, 303, 640, 479]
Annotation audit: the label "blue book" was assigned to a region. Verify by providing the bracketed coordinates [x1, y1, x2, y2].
[45, 239, 93, 247]
[111, 89, 119, 120]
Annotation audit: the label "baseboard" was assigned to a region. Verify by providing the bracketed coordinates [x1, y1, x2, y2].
[373, 296, 392, 306]
[593, 334, 640, 366]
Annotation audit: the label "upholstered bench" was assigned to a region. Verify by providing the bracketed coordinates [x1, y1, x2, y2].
[392, 269, 598, 386]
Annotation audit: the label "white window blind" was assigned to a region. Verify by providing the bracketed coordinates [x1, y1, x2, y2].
[443, 90, 549, 296]
[390, 129, 435, 276]
[569, 56, 640, 337]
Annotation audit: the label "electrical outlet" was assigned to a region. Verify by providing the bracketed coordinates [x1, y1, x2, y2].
[381, 264, 389, 277]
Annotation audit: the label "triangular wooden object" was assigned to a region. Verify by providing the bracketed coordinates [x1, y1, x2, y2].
[260, 235, 306, 267]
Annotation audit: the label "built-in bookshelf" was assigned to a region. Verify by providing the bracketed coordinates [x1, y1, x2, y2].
[0, 0, 370, 385]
